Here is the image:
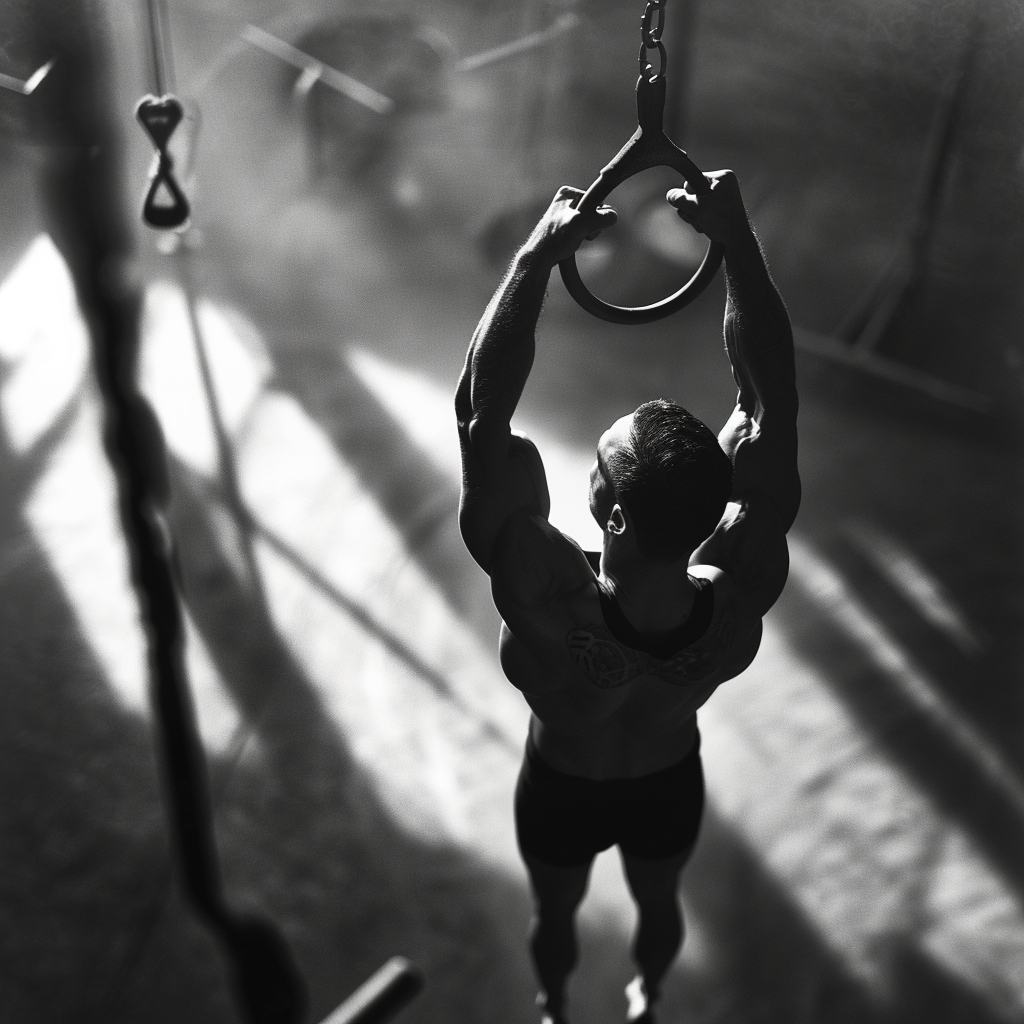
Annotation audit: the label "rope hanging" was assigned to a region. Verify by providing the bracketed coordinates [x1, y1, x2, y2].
[83, 3, 423, 1020]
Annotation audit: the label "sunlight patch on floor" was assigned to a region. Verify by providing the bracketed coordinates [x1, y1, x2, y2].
[0, 236, 89, 454]
[702, 618, 1024, 1018]
[140, 280, 273, 477]
[843, 519, 986, 656]
[234, 387, 530, 866]
[0, 238, 245, 751]
[788, 537, 1024, 816]
[346, 345, 604, 551]
[24, 397, 150, 715]
[16, 373, 241, 750]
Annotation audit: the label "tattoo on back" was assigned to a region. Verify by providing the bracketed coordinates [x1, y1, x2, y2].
[567, 602, 737, 688]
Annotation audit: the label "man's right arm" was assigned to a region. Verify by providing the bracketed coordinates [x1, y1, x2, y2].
[456, 186, 616, 574]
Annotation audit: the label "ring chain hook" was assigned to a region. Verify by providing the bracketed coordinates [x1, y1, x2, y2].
[558, 0, 724, 323]
[639, 0, 667, 80]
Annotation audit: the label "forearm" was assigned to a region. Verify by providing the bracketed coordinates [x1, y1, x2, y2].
[456, 184, 614, 439]
[458, 245, 555, 430]
[722, 226, 797, 419]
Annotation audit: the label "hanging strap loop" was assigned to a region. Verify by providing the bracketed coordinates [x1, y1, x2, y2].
[136, 94, 191, 230]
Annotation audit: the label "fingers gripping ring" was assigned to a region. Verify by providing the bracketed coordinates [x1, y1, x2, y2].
[558, 77, 723, 325]
[558, 155, 723, 325]
[559, 172, 722, 325]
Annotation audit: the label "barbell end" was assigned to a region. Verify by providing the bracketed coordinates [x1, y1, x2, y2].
[317, 956, 426, 1024]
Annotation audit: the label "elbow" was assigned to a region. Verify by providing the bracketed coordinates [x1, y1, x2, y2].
[454, 370, 473, 428]
[467, 413, 511, 464]
[458, 500, 496, 574]
[777, 467, 802, 534]
[784, 488, 801, 535]
[776, 389, 800, 426]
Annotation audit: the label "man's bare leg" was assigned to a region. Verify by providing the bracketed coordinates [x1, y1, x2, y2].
[620, 846, 694, 1021]
[521, 850, 594, 1023]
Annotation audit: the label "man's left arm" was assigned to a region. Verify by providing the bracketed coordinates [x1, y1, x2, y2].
[456, 186, 616, 572]
[671, 172, 798, 620]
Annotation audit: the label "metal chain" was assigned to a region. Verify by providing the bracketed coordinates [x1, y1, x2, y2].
[641, 0, 666, 46]
[638, 0, 667, 80]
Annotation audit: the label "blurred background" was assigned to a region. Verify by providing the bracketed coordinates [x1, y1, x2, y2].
[0, 0, 1022, 1021]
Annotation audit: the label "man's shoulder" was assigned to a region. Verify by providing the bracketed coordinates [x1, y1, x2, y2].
[490, 511, 596, 610]
[691, 494, 791, 619]
[492, 515, 601, 696]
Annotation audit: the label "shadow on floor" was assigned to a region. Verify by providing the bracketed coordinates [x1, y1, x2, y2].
[677, 806, 1010, 1024]
[779, 577, 1024, 903]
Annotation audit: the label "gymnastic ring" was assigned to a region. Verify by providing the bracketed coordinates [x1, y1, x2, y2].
[559, 75, 723, 325]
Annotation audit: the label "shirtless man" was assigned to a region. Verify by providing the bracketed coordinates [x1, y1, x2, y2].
[456, 171, 799, 1024]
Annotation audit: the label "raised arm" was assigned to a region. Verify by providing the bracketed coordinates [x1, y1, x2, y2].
[669, 171, 800, 532]
[456, 186, 616, 570]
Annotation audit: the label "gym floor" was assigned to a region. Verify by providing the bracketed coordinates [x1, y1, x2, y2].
[0, 0, 1022, 1022]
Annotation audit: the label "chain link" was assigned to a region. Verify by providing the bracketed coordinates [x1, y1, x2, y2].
[641, 0, 665, 47]
[638, 0, 667, 79]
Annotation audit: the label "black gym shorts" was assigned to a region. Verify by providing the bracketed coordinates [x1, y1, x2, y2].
[514, 731, 705, 867]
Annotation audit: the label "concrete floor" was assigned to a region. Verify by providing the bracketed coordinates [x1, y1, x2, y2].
[1, 0, 1022, 1021]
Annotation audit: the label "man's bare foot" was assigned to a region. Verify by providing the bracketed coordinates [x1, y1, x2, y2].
[625, 975, 656, 1024]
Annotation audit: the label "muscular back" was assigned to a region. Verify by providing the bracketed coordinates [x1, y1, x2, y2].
[490, 509, 771, 778]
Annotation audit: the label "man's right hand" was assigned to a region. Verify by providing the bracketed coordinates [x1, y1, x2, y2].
[667, 170, 751, 249]
[523, 185, 618, 268]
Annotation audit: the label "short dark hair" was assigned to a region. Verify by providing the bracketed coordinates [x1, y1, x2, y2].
[604, 399, 732, 561]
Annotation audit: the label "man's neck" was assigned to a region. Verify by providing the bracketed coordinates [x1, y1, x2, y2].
[599, 554, 697, 635]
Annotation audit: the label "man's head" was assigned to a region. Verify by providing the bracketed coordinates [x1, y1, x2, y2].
[589, 400, 733, 562]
